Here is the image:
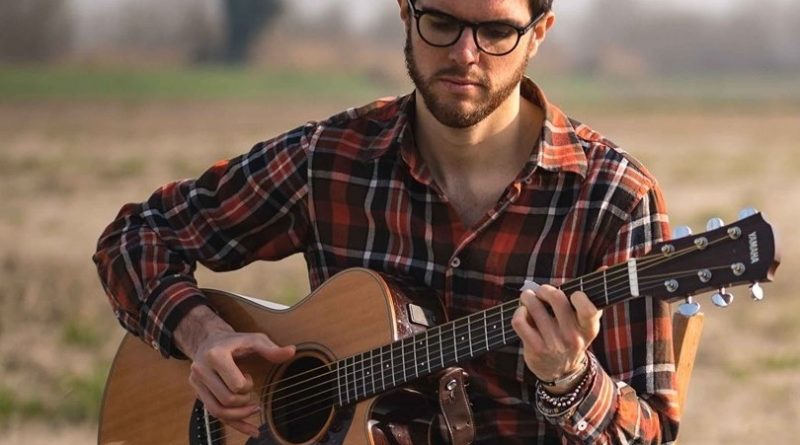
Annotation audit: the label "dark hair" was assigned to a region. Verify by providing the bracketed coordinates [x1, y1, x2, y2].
[530, 0, 553, 16]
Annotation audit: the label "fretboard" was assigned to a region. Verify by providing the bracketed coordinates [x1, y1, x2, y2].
[334, 260, 640, 406]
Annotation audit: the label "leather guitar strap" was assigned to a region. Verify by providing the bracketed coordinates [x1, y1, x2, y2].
[437, 367, 474, 445]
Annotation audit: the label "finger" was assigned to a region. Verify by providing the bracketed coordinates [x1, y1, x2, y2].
[533, 285, 579, 332]
[204, 343, 254, 395]
[234, 333, 296, 364]
[190, 374, 261, 424]
[511, 305, 545, 351]
[191, 362, 254, 408]
[227, 418, 262, 438]
[519, 289, 561, 346]
[570, 291, 602, 338]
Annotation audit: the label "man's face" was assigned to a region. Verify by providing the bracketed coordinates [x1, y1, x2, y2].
[404, 0, 537, 128]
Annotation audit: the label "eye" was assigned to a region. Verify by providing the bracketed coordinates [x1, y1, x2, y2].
[424, 13, 461, 33]
[480, 24, 516, 40]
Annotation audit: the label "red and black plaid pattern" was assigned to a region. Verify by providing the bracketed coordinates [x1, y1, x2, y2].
[94, 78, 679, 444]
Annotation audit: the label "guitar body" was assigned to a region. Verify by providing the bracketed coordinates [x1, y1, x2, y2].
[99, 268, 445, 445]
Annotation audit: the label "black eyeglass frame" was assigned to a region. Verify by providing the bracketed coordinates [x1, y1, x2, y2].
[406, 0, 545, 56]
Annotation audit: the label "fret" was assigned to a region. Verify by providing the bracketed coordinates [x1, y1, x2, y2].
[438, 326, 445, 369]
[346, 356, 354, 405]
[379, 345, 385, 392]
[453, 321, 459, 362]
[603, 269, 609, 306]
[467, 315, 474, 357]
[358, 353, 365, 400]
[580, 276, 584, 292]
[425, 331, 431, 373]
[483, 311, 490, 351]
[500, 305, 507, 344]
[411, 336, 419, 378]
[369, 349, 375, 395]
[402, 338, 409, 382]
[335, 360, 343, 406]
[390, 343, 396, 387]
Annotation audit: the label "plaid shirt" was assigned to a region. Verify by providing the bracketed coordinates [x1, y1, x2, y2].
[94, 78, 680, 444]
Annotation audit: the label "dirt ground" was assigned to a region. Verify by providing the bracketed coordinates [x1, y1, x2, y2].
[1, 98, 798, 444]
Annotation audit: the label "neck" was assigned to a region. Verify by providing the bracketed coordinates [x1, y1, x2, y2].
[413, 85, 542, 185]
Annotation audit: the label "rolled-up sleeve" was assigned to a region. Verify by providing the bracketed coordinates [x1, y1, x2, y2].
[93, 123, 313, 358]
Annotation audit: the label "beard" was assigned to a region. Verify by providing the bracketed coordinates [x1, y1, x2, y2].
[404, 33, 529, 129]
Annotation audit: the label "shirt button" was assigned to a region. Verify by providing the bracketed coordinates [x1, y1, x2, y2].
[113, 310, 121, 319]
[577, 420, 588, 431]
[450, 257, 461, 268]
[151, 340, 160, 352]
[524, 177, 533, 184]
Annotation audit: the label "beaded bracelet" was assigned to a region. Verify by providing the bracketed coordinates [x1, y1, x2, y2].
[535, 356, 596, 419]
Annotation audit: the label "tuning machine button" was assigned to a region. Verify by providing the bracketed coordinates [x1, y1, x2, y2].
[706, 217, 725, 231]
[750, 282, 765, 301]
[678, 296, 701, 317]
[738, 208, 758, 220]
[672, 226, 693, 240]
[711, 287, 734, 308]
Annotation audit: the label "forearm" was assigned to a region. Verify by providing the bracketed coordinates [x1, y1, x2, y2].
[539, 354, 679, 445]
[174, 305, 235, 360]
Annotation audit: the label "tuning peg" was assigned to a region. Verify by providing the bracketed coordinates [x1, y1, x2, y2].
[738, 208, 758, 220]
[706, 217, 725, 231]
[678, 296, 701, 317]
[672, 225, 693, 240]
[750, 282, 765, 301]
[711, 287, 734, 307]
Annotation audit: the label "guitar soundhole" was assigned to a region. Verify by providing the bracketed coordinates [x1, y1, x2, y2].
[269, 355, 333, 444]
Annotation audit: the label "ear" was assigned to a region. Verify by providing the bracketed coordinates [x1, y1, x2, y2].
[527, 11, 556, 59]
[398, 0, 411, 28]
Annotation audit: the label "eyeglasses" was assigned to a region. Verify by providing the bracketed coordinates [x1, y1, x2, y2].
[406, 0, 544, 56]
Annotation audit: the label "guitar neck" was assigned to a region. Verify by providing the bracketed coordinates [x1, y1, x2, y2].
[335, 207, 780, 406]
[334, 262, 638, 406]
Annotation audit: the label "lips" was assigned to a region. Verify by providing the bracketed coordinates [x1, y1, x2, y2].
[437, 75, 485, 95]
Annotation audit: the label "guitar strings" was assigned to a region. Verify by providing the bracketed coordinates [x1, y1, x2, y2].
[245, 235, 686, 405]
[266, 248, 735, 414]
[204, 265, 719, 438]
[203, 235, 735, 437]
[257, 235, 726, 408]
[263, 264, 729, 424]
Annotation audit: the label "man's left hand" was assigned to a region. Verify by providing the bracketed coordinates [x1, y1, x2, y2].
[511, 284, 602, 394]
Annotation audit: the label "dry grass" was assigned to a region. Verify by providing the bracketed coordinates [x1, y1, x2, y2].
[1, 96, 798, 444]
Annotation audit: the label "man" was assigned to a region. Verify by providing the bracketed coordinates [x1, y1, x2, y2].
[94, 0, 680, 443]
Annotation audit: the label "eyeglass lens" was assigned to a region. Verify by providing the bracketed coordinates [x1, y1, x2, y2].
[418, 12, 520, 55]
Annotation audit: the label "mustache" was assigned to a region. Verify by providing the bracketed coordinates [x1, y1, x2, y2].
[433, 67, 489, 86]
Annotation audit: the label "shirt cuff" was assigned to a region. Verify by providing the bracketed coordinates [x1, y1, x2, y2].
[540, 353, 619, 443]
[140, 278, 210, 359]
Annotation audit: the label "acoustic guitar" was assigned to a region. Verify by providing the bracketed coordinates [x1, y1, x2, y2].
[98, 211, 779, 445]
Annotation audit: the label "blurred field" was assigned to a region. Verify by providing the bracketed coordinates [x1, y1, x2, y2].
[1, 67, 798, 444]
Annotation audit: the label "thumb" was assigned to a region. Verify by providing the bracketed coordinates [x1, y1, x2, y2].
[250, 338, 296, 363]
[235, 334, 296, 363]
[262, 344, 296, 363]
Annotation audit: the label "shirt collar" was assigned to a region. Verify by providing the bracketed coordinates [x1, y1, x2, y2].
[362, 77, 588, 179]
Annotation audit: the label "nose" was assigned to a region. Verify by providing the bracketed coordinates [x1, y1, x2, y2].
[448, 26, 480, 65]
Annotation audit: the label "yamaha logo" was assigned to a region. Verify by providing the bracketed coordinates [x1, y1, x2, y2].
[748, 232, 760, 264]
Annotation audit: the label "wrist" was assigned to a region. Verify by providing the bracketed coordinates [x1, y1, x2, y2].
[174, 305, 234, 359]
[536, 353, 590, 395]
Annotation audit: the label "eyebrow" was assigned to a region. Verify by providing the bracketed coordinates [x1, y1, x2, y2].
[415, 2, 526, 28]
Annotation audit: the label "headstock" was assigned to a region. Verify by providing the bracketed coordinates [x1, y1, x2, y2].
[641, 209, 780, 315]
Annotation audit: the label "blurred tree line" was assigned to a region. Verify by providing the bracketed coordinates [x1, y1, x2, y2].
[1, 0, 799, 77]
[0, 0, 283, 65]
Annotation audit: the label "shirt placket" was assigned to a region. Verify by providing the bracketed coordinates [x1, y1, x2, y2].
[442, 181, 525, 310]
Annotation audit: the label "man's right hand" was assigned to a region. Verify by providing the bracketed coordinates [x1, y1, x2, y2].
[175, 305, 296, 438]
